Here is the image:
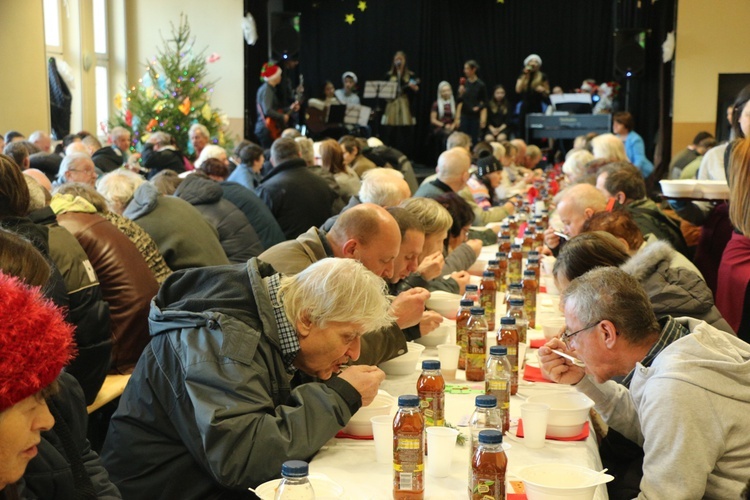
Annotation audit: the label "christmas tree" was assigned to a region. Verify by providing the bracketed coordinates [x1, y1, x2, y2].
[110, 14, 230, 156]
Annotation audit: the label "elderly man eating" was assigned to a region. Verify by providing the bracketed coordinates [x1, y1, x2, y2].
[539, 267, 750, 499]
[101, 258, 393, 498]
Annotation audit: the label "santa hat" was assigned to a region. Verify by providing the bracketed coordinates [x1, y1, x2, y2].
[260, 62, 281, 80]
[0, 272, 75, 411]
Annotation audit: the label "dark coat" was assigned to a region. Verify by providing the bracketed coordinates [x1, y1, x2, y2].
[174, 174, 264, 263]
[101, 259, 360, 499]
[20, 373, 121, 499]
[14, 211, 112, 404]
[255, 158, 337, 239]
[92, 146, 125, 173]
[123, 182, 230, 270]
[141, 143, 186, 179]
[220, 181, 285, 249]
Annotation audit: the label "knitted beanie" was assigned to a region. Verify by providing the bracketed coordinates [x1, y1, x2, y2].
[477, 155, 502, 178]
[0, 272, 75, 411]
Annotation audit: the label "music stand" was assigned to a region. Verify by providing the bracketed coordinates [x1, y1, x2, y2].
[364, 81, 398, 100]
[550, 93, 593, 114]
[344, 105, 372, 127]
[327, 104, 347, 124]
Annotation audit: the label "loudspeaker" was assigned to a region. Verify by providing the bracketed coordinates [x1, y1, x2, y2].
[271, 12, 301, 59]
[614, 30, 646, 76]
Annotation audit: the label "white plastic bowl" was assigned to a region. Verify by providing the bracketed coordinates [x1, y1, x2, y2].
[425, 291, 462, 319]
[517, 463, 614, 500]
[378, 342, 425, 376]
[659, 179, 696, 198]
[541, 318, 566, 340]
[526, 392, 594, 438]
[695, 180, 729, 199]
[253, 473, 345, 499]
[341, 390, 395, 436]
[414, 322, 451, 347]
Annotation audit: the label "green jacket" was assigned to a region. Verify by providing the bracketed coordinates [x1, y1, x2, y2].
[101, 259, 361, 499]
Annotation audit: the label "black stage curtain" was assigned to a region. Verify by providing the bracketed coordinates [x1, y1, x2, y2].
[294, 0, 615, 164]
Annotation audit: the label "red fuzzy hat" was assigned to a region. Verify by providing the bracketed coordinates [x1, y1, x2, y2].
[260, 62, 280, 80]
[0, 272, 76, 411]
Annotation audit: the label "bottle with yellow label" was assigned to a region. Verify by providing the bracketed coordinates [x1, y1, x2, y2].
[393, 395, 424, 500]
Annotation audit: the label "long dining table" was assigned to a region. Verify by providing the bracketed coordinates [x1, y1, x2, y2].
[308, 245, 608, 499]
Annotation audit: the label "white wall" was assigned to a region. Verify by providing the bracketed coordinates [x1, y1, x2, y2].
[125, 0, 245, 142]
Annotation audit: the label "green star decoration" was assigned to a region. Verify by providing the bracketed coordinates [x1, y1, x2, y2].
[358, 1, 367, 11]
[345, 13, 355, 24]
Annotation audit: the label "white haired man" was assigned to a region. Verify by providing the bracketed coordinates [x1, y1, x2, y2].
[101, 257, 392, 498]
[28, 130, 51, 153]
[92, 126, 131, 172]
[55, 153, 97, 187]
[539, 267, 750, 499]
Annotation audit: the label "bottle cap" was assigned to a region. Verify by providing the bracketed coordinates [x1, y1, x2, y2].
[509, 298, 525, 306]
[398, 395, 420, 407]
[422, 360, 440, 370]
[500, 317, 516, 325]
[500, 223, 510, 229]
[509, 282, 523, 290]
[460, 299, 474, 307]
[488, 260, 499, 265]
[528, 256, 540, 263]
[483, 270, 495, 278]
[470, 307, 485, 316]
[475, 395, 497, 408]
[281, 460, 309, 477]
[511, 244, 522, 250]
[524, 229, 533, 235]
[489, 345, 508, 356]
[495, 252, 507, 259]
[465, 284, 478, 291]
[528, 250, 540, 257]
[478, 429, 504, 444]
[524, 270, 536, 277]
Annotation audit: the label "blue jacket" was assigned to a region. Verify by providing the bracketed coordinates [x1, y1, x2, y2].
[221, 181, 285, 249]
[625, 131, 654, 177]
[101, 259, 361, 499]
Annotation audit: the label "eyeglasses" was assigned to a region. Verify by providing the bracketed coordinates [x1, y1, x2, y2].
[560, 320, 602, 349]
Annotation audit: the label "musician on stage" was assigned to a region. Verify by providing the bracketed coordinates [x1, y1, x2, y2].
[255, 62, 299, 148]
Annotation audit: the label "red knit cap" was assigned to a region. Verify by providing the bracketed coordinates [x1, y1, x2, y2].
[260, 62, 280, 80]
[0, 272, 76, 411]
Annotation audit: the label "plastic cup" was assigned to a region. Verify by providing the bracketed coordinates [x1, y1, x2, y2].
[425, 427, 459, 477]
[370, 415, 393, 464]
[520, 402, 550, 449]
[436, 344, 460, 380]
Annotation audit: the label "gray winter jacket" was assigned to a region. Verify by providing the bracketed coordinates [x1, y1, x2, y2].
[175, 174, 264, 263]
[101, 259, 361, 499]
[621, 240, 734, 334]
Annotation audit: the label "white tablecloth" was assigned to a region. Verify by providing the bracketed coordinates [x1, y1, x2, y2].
[310, 289, 609, 499]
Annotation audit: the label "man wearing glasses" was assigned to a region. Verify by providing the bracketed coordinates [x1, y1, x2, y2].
[539, 267, 750, 499]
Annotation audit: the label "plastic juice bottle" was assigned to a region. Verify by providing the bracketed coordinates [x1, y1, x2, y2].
[417, 360, 445, 455]
[274, 460, 315, 500]
[505, 282, 523, 313]
[522, 228, 534, 256]
[507, 216, 518, 238]
[468, 395, 503, 457]
[506, 298, 528, 344]
[456, 299, 473, 371]
[485, 346, 511, 433]
[462, 284, 479, 305]
[534, 223, 545, 246]
[470, 430, 507, 500]
[393, 395, 424, 500]
[465, 307, 488, 382]
[497, 317, 519, 395]
[499, 223, 511, 240]
[494, 252, 508, 292]
[527, 255, 541, 283]
[508, 244, 523, 284]
[479, 271, 497, 331]
[497, 234, 511, 255]
[522, 269, 538, 329]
